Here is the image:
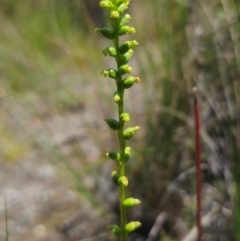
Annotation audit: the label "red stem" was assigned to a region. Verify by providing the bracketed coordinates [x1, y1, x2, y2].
[194, 90, 202, 241]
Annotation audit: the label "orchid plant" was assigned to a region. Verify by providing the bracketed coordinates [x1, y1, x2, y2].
[95, 1, 141, 240]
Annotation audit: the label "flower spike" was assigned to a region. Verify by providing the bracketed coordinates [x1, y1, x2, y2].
[96, 0, 141, 239]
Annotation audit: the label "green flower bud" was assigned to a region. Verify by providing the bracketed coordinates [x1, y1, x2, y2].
[102, 47, 117, 57]
[118, 176, 128, 186]
[124, 146, 131, 162]
[107, 225, 122, 236]
[118, 26, 136, 36]
[125, 221, 142, 233]
[120, 113, 130, 123]
[119, 14, 131, 27]
[123, 198, 141, 208]
[105, 118, 120, 130]
[99, 1, 114, 9]
[122, 76, 140, 89]
[119, 40, 139, 54]
[106, 151, 121, 161]
[95, 27, 115, 39]
[123, 126, 140, 140]
[113, 91, 122, 103]
[112, 171, 120, 186]
[120, 49, 134, 64]
[119, 64, 132, 75]
[117, 2, 129, 14]
[110, 11, 120, 20]
[102, 69, 118, 79]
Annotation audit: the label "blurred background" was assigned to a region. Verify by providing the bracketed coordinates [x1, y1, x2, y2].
[0, 0, 239, 240]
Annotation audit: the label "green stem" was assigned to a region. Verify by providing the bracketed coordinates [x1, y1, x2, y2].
[118, 101, 127, 241]
[112, 21, 128, 241]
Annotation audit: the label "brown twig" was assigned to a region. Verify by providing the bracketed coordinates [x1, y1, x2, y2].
[193, 87, 202, 241]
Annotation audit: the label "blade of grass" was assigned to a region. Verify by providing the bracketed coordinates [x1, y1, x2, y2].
[5, 197, 9, 241]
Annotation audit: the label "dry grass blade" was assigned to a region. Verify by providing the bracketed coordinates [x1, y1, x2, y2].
[5, 197, 9, 241]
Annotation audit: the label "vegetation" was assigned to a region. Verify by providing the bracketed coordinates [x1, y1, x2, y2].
[95, 1, 142, 240]
[0, 0, 239, 240]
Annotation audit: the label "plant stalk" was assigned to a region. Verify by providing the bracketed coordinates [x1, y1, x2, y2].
[194, 88, 202, 241]
[117, 49, 128, 241]
[112, 21, 128, 241]
[97, 2, 141, 239]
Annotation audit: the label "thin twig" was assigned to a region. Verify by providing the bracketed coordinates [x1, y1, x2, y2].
[146, 212, 168, 241]
[193, 87, 202, 241]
